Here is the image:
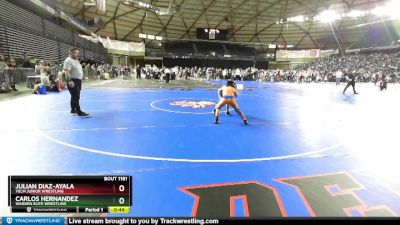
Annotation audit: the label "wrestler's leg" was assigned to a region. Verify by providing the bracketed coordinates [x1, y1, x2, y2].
[230, 101, 248, 124]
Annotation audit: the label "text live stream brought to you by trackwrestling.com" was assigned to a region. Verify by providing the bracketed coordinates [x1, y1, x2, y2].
[2, 217, 400, 225]
[1, 217, 220, 225]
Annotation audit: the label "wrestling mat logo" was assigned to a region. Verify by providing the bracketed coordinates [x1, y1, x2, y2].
[170, 100, 215, 109]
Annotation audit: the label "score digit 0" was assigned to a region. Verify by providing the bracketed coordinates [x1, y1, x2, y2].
[119, 197, 125, 205]
[119, 185, 125, 192]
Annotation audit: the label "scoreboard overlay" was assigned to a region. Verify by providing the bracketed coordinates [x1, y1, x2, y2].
[8, 176, 132, 213]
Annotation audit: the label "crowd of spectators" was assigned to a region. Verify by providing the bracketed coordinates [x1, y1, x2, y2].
[108, 49, 400, 84]
[269, 50, 400, 84]
[0, 51, 108, 94]
[2, 48, 400, 95]
[133, 65, 263, 81]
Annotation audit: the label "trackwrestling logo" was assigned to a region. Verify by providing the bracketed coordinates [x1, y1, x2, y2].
[2, 217, 64, 225]
[170, 100, 215, 109]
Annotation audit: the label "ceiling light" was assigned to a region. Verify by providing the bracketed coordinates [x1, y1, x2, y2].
[347, 10, 364, 18]
[382, 0, 400, 19]
[315, 10, 341, 23]
[288, 15, 305, 23]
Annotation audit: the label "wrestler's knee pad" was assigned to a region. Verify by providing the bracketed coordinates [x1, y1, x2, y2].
[234, 108, 241, 113]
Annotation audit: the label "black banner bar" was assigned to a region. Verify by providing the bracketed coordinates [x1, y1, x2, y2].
[66, 217, 400, 225]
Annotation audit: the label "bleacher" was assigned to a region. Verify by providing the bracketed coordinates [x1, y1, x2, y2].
[225, 44, 255, 57]
[0, 0, 111, 64]
[164, 42, 194, 56]
[162, 40, 257, 59]
[0, 24, 7, 56]
[195, 42, 225, 56]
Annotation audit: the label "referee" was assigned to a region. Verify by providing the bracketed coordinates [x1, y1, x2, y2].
[64, 48, 89, 117]
[343, 71, 359, 95]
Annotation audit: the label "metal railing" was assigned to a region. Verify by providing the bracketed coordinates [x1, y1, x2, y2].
[0, 68, 35, 90]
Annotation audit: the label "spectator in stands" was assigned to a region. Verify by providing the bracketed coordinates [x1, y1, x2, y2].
[19, 52, 33, 68]
[97, 64, 103, 79]
[6, 58, 18, 91]
[3, 55, 9, 64]
[164, 67, 171, 83]
[0, 54, 9, 70]
[7, 58, 17, 68]
[380, 74, 388, 91]
[35, 60, 47, 75]
[56, 70, 66, 89]
[29, 56, 38, 69]
[32, 80, 43, 94]
[48, 74, 62, 92]
[335, 70, 343, 85]
[40, 71, 51, 90]
[0, 82, 11, 93]
[91, 64, 96, 78]
[136, 65, 141, 79]
[0, 55, 12, 93]
[234, 68, 241, 81]
[111, 65, 117, 78]
[81, 62, 88, 79]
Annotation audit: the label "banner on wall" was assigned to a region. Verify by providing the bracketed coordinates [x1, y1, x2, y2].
[276, 49, 337, 60]
[103, 38, 145, 53]
[79, 35, 145, 54]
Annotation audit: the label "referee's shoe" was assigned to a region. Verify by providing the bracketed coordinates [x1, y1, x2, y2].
[77, 111, 90, 117]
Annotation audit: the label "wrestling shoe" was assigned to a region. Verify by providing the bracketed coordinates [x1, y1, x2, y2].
[214, 117, 219, 124]
[243, 120, 249, 125]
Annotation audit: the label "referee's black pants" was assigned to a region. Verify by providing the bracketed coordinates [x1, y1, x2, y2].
[68, 78, 82, 113]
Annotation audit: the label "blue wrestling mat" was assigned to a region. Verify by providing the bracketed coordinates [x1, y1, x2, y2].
[1, 81, 400, 217]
